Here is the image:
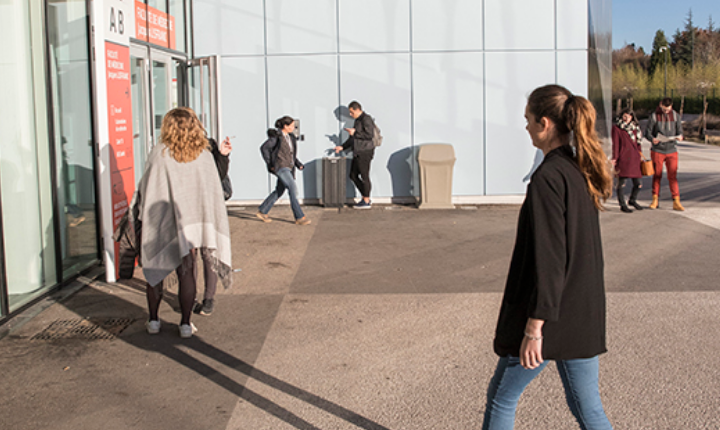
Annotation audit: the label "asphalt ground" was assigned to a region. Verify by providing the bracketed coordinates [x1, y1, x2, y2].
[1, 141, 719, 430]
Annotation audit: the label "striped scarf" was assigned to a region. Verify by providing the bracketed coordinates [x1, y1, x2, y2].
[655, 107, 675, 123]
[616, 118, 642, 143]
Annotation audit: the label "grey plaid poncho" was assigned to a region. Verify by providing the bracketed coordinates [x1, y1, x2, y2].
[136, 143, 232, 287]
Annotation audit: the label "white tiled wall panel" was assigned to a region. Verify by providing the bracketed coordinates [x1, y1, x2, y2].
[339, 0, 410, 53]
[557, 0, 589, 50]
[413, 52, 484, 196]
[194, 0, 265, 56]
[411, 0, 483, 52]
[557, 51, 589, 96]
[267, 55, 339, 199]
[340, 54, 412, 199]
[485, 52, 556, 195]
[195, 0, 594, 200]
[485, 0, 555, 51]
[266, 0, 337, 55]
[220, 57, 269, 200]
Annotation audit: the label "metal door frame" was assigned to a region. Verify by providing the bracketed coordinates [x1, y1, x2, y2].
[130, 44, 153, 160]
[129, 44, 187, 146]
[186, 55, 222, 141]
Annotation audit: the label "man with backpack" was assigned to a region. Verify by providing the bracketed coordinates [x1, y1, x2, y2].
[334, 101, 379, 209]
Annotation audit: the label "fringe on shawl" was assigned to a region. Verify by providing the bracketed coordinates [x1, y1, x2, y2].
[177, 247, 233, 289]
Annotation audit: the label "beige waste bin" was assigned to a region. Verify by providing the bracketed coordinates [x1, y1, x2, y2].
[418, 144, 456, 209]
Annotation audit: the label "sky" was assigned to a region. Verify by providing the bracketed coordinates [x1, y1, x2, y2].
[612, 0, 719, 51]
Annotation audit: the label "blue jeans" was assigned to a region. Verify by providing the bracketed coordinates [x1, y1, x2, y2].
[482, 356, 613, 430]
[259, 167, 304, 220]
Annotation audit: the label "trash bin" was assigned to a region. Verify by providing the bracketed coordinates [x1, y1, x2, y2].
[417, 144, 455, 209]
[322, 156, 347, 207]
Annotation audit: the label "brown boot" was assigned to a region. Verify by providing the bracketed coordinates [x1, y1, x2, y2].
[673, 197, 685, 211]
[649, 195, 659, 209]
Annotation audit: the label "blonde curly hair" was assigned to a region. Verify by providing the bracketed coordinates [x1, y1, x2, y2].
[160, 107, 209, 163]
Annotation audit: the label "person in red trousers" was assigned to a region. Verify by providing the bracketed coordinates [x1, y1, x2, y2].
[643, 98, 685, 211]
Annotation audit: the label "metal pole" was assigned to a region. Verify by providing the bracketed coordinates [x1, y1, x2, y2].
[664, 57, 667, 97]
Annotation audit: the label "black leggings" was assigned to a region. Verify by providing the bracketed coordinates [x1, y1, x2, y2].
[350, 150, 374, 198]
[146, 250, 203, 325]
[617, 177, 641, 203]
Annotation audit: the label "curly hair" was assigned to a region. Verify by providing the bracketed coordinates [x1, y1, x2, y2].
[160, 107, 209, 163]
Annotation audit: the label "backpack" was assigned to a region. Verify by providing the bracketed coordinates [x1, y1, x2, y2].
[372, 119, 383, 147]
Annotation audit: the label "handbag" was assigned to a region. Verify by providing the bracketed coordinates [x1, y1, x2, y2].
[639, 151, 654, 176]
[221, 175, 233, 200]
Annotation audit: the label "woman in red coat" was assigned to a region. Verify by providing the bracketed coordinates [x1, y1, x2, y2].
[611, 109, 643, 213]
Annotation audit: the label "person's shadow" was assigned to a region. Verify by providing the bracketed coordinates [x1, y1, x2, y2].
[387, 146, 420, 204]
[54, 274, 392, 430]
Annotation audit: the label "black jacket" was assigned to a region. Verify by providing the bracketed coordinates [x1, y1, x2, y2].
[261, 130, 304, 176]
[209, 138, 230, 179]
[342, 112, 375, 153]
[494, 145, 607, 360]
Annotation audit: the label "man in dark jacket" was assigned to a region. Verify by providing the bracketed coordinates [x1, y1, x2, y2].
[335, 101, 376, 209]
[644, 97, 685, 210]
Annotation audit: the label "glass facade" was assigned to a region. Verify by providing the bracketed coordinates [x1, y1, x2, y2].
[0, 0, 100, 318]
[589, 0, 613, 139]
[47, 0, 99, 278]
[0, 0, 58, 314]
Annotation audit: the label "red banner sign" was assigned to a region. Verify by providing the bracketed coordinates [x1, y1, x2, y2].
[135, 1, 175, 49]
[105, 41, 135, 275]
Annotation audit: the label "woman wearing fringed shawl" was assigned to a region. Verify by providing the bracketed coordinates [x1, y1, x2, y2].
[136, 107, 232, 338]
[611, 108, 644, 213]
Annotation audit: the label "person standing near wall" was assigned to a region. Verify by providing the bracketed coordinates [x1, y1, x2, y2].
[258, 116, 311, 225]
[335, 101, 375, 209]
[611, 109, 644, 213]
[644, 97, 685, 211]
[482, 85, 614, 430]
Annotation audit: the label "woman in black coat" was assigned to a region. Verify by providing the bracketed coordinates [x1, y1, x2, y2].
[482, 85, 614, 430]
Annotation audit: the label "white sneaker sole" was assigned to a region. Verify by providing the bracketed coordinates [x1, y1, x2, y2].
[179, 323, 197, 338]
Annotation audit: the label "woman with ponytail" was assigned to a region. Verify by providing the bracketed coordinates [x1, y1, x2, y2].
[482, 85, 614, 430]
[258, 116, 311, 225]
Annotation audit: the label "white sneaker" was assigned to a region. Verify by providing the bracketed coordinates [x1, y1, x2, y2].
[179, 322, 197, 338]
[146, 320, 161, 334]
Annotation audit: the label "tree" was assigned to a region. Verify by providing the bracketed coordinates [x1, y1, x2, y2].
[689, 62, 720, 136]
[649, 30, 669, 77]
[612, 64, 647, 112]
[671, 9, 696, 66]
[669, 62, 694, 117]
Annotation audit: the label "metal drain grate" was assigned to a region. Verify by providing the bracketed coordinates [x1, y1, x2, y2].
[31, 318, 135, 341]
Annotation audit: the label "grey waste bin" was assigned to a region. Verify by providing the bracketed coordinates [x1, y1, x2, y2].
[418, 144, 455, 209]
[322, 156, 347, 207]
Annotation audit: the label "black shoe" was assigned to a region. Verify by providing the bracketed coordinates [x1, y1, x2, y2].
[628, 200, 643, 210]
[620, 205, 633, 213]
[199, 299, 214, 316]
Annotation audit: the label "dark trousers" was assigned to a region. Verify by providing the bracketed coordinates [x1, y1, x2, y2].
[350, 150, 374, 198]
[617, 177, 641, 205]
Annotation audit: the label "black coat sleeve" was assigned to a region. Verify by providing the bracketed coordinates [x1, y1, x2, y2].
[527, 167, 567, 322]
[354, 114, 375, 140]
[209, 138, 230, 179]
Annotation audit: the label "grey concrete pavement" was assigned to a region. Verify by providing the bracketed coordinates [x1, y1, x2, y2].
[1, 141, 719, 430]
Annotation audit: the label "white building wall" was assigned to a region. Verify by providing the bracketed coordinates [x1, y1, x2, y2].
[194, 0, 590, 201]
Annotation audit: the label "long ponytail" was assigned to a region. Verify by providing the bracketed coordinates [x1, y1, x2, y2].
[528, 85, 612, 210]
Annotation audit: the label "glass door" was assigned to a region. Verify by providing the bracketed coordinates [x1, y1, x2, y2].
[130, 45, 151, 184]
[150, 51, 175, 145]
[128, 45, 185, 185]
[187, 56, 222, 140]
[47, 0, 99, 279]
